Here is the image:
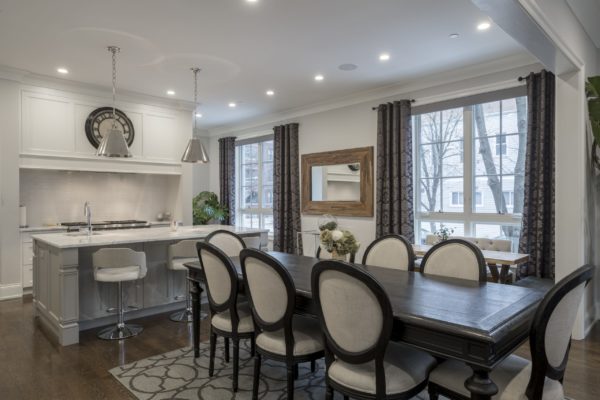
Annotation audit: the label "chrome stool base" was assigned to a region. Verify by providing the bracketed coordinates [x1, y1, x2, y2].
[169, 308, 208, 322]
[97, 323, 143, 340]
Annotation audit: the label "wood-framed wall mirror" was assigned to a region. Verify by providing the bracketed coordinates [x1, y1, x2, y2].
[301, 146, 374, 217]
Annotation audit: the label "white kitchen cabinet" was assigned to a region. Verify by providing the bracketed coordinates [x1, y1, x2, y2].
[21, 228, 66, 289]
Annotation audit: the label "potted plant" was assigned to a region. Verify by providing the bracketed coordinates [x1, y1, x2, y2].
[193, 191, 228, 225]
[587, 76, 600, 170]
[319, 228, 360, 260]
[433, 225, 454, 243]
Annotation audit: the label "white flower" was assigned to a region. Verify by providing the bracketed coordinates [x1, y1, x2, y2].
[331, 230, 343, 241]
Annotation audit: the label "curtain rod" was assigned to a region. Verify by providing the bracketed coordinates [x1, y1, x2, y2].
[371, 99, 416, 110]
[517, 75, 529, 82]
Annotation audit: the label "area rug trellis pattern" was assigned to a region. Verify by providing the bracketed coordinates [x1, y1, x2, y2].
[110, 340, 430, 400]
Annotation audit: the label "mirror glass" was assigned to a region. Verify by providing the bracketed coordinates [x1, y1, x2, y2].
[310, 163, 361, 201]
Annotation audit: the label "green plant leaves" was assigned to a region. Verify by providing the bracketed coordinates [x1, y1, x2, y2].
[588, 77, 600, 144]
[193, 191, 229, 225]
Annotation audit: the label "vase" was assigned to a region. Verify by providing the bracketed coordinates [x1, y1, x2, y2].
[330, 250, 346, 261]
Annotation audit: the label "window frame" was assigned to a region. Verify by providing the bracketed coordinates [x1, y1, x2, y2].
[235, 135, 274, 236]
[413, 89, 526, 248]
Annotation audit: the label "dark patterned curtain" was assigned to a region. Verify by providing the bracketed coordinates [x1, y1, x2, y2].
[518, 70, 555, 278]
[273, 123, 302, 254]
[376, 100, 414, 242]
[219, 137, 236, 225]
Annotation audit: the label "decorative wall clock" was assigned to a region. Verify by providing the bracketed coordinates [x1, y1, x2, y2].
[84, 107, 135, 148]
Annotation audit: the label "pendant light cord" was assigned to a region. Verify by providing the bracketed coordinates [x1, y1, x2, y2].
[191, 67, 201, 131]
[108, 46, 120, 129]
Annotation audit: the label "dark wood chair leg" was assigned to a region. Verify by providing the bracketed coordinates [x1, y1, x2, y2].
[310, 359, 316, 372]
[287, 364, 295, 400]
[209, 332, 216, 377]
[428, 384, 439, 400]
[232, 339, 239, 392]
[252, 354, 261, 400]
[293, 363, 299, 380]
[250, 336, 256, 357]
[343, 396, 349, 400]
[224, 337, 230, 363]
[325, 385, 333, 400]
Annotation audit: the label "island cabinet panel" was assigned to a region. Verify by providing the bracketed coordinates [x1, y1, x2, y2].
[31, 226, 268, 345]
[78, 244, 144, 322]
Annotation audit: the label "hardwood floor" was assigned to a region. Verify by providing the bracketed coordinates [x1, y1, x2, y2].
[0, 295, 598, 399]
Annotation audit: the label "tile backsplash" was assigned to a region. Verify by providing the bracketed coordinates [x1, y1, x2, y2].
[20, 170, 180, 226]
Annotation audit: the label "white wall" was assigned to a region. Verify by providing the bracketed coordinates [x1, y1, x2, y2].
[514, 0, 599, 339]
[207, 62, 541, 261]
[0, 79, 21, 300]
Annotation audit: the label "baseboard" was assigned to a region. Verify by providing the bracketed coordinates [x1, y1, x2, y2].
[0, 283, 23, 300]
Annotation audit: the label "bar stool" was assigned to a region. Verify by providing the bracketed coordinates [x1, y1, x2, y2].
[167, 240, 207, 322]
[93, 248, 147, 340]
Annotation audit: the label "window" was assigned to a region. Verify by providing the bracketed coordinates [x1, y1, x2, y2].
[496, 135, 507, 156]
[451, 191, 482, 207]
[414, 90, 527, 251]
[503, 191, 514, 207]
[235, 136, 274, 234]
[451, 191, 463, 206]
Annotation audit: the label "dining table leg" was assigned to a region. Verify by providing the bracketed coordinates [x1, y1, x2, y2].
[190, 279, 201, 358]
[465, 365, 498, 400]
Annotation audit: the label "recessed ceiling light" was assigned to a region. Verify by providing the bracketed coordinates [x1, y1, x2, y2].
[314, 74, 324, 81]
[379, 53, 390, 61]
[229, 102, 237, 108]
[449, 33, 460, 39]
[266, 90, 275, 96]
[195, 113, 202, 118]
[167, 90, 176, 95]
[338, 63, 358, 71]
[246, 0, 258, 2]
[477, 21, 491, 31]
[57, 67, 69, 74]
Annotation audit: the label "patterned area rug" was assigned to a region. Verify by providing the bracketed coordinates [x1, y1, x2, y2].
[110, 340, 430, 399]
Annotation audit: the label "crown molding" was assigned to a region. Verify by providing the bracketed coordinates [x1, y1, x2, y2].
[207, 52, 537, 137]
[0, 64, 195, 112]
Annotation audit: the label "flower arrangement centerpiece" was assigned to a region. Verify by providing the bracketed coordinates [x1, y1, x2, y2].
[319, 225, 360, 261]
[433, 225, 454, 243]
[317, 214, 338, 231]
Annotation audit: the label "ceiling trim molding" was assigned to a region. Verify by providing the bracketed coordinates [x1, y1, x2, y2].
[0, 64, 196, 112]
[517, 0, 585, 70]
[208, 53, 537, 137]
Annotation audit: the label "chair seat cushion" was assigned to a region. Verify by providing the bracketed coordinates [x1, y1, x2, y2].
[211, 302, 254, 334]
[328, 342, 436, 395]
[95, 266, 144, 282]
[429, 356, 564, 400]
[256, 315, 324, 356]
[169, 257, 196, 271]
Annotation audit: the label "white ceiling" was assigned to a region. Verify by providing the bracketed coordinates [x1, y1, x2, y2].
[0, 0, 529, 129]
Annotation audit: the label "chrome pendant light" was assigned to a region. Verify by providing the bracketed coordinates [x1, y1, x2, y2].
[97, 46, 132, 158]
[181, 67, 209, 163]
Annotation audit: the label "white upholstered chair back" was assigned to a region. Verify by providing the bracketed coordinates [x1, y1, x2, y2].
[421, 239, 485, 282]
[167, 240, 199, 270]
[362, 235, 413, 270]
[199, 247, 233, 306]
[544, 282, 585, 367]
[206, 230, 246, 257]
[317, 269, 384, 353]
[93, 248, 147, 279]
[243, 254, 289, 324]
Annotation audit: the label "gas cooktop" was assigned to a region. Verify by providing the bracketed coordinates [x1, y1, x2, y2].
[60, 220, 150, 231]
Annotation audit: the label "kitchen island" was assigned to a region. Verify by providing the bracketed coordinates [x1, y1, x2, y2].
[31, 225, 268, 346]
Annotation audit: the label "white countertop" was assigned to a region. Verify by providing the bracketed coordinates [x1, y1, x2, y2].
[20, 226, 68, 233]
[31, 225, 268, 249]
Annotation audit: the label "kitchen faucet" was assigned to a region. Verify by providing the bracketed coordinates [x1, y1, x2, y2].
[84, 201, 92, 235]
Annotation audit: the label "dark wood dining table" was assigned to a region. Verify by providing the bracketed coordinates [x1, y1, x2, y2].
[184, 251, 547, 400]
